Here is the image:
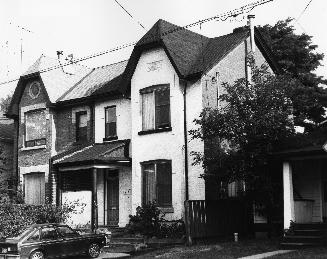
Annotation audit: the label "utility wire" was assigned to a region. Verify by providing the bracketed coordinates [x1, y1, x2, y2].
[114, 0, 146, 30]
[0, 0, 273, 87]
[297, 0, 313, 21]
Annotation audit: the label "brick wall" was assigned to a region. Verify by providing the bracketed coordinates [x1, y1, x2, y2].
[55, 105, 92, 154]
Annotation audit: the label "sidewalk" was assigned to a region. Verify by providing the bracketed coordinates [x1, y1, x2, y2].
[238, 250, 293, 259]
[98, 252, 130, 258]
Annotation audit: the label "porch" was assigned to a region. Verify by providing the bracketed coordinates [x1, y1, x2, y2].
[282, 149, 327, 230]
[52, 140, 132, 231]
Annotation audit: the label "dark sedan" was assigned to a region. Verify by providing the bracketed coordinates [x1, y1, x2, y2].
[0, 223, 106, 259]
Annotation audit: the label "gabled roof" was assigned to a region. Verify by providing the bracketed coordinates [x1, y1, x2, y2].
[58, 60, 128, 102]
[122, 19, 278, 91]
[6, 55, 91, 117]
[52, 140, 131, 167]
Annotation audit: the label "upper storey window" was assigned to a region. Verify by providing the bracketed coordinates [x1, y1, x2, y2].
[76, 111, 88, 142]
[140, 84, 170, 132]
[105, 106, 117, 140]
[25, 109, 46, 147]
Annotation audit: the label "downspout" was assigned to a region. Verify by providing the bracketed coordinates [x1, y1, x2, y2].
[183, 80, 189, 200]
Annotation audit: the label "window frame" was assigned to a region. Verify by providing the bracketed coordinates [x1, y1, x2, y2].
[24, 109, 47, 148]
[75, 111, 88, 142]
[141, 159, 172, 208]
[139, 84, 171, 135]
[104, 105, 118, 141]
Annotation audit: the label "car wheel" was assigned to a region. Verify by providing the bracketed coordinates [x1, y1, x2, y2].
[87, 243, 101, 258]
[29, 250, 45, 259]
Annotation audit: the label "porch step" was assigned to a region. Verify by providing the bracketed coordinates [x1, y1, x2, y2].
[281, 223, 327, 248]
[293, 223, 327, 230]
[293, 229, 323, 236]
[282, 235, 324, 243]
[280, 242, 321, 248]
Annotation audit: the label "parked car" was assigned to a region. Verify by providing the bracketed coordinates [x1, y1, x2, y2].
[0, 223, 106, 259]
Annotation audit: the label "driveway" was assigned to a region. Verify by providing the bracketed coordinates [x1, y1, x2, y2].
[68, 251, 130, 259]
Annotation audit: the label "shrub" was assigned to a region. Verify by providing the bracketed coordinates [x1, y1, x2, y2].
[0, 201, 82, 238]
[126, 202, 185, 238]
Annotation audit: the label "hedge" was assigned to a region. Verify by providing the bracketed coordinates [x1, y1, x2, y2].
[0, 202, 81, 238]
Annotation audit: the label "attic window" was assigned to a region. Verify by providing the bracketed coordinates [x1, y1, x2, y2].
[29, 81, 41, 99]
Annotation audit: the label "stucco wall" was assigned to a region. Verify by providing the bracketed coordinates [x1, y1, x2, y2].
[94, 99, 131, 143]
[131, 48, 190, 220]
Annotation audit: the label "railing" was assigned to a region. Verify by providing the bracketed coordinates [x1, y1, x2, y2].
[184, 199, 252, 244]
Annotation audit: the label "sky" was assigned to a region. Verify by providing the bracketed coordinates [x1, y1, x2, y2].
[0, 0, 326, 98]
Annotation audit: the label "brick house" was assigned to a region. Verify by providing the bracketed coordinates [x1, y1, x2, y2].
[6, 18, 277, 229]
[0, 112, 14, 200]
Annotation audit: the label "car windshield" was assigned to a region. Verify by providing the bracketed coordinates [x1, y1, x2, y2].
[7, 227, 34, 241]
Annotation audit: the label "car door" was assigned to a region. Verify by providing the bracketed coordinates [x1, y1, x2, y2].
[39, 226, 62, 258]
[56, 225, 82, 256]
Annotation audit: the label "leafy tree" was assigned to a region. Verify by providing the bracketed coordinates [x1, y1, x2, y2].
[190, 62, 297, 204]
[258, 18, 326, 129]
[0, 94, 12, 113]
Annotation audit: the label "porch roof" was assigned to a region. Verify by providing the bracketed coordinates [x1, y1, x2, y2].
[273, 126, 327, 159]
[52, 139, 131, 167]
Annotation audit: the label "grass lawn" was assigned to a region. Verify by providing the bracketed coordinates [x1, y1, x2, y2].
[132, 238, 281, 259]
[270, 247, 327, 259]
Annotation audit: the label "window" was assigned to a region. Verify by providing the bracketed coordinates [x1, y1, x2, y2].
[57, 226, 79, 238]
[25, 109, 46, 147]
[141, 85, 170, 131]
[227, 180, 245, 197]
[24, 172, 45, 205]
[142, 160, 172, 207]
[40, 227, 58, 241]
[26, 230, 40, 242]
[76, 111, 88, 142]
[105, 106, 117, 139]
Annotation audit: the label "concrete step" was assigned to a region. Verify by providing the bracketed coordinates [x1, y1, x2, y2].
[293, 223, 327, 230]
[283, 235, 324, 243]
[293, 229, 323, 236]
[280, 242, 321, 249]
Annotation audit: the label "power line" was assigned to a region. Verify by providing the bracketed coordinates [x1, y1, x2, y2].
[0, 0, 273, 87]
[297, 0, 313, 21]
[114, 0, 146, 30]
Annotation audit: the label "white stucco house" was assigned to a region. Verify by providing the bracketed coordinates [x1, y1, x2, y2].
[6, 18, 279, 230]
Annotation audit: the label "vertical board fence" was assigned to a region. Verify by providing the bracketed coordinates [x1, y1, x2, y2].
[185, 199, 253, 244]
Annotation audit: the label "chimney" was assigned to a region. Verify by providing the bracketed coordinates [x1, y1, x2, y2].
[247, 14, 255, 53]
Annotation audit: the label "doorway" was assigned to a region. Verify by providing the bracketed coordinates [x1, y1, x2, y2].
[106, 171, 119, 226]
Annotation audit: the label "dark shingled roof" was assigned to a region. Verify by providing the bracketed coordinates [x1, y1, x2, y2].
[273, 126, 327, 158]
[121, 19, 278, 92]
[53, 140, 131, 166]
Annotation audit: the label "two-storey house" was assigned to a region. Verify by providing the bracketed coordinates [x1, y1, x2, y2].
[7, 18, 278, 230]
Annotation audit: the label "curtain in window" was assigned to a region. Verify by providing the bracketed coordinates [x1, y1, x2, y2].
[76, 113, 88, 141]
[25, 110, 46, 141]
[142, 164, 156, 205]
[142, 92, 155, 130]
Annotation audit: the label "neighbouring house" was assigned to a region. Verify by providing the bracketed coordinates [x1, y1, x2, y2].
[273, 125, 327, 230]
[6, 17, 278, 230]
[0, 112, 14, 199]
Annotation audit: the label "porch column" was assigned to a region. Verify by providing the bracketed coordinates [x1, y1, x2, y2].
[283, 161, 295, 229]
[91, 168, 98, 232]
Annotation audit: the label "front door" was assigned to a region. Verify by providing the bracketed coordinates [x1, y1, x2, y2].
[107, 171, 119, 226]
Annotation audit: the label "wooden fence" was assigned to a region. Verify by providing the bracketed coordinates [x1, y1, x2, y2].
[184, 199, 253, 244]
